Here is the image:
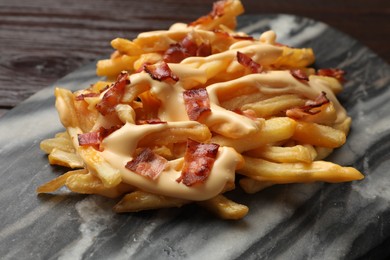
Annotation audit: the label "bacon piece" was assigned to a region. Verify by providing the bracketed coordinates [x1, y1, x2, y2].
[75, 92, 100, 101]
[78, 132, 100, 148]
[143, 62, 179, 82]
[163, 43, 189, 63]
[163, 36, 211, 63]
[183, 88, 211, 121]
[317, 68, 346, 82]
[286, 92, 330, 118]
[237, 51, 262, 73]
[290, 69, 309, 81]
[125, 148, 167, 180]
[77, 125, 122, 149]
[232, 35, 254, 40]
[189, 0, 226, 27]
[96, 72, 130, 115]
[176, 139, 220, 186]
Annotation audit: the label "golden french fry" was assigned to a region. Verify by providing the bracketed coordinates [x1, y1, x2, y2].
[40, 132, 75, 154]
[212, 117, 297, 153]
[96, 54, 138, 78]
[37, 169, 88, 194]
[274, 46, 315, 68]
[286, 102, 338, 125]
[66, 173, 134, 199]
[292, 121, 346, 148]
[245, 144, 317, 163]
[242, 94, 306, 118]
[239, 156, 364, 183]
[133, 53, 163, 71]
[55, 88, 79, 128]
[48, 148, 84, 168]
[78, 146, 122, 188]
[239, 178, 275, 194]
[197, 194, 248, 220]
[220, 91, 264, 110]
[309, 75, 343, 94]
[334, 116, 352, 135]
[138, 123, 211, 147]
[113, 191, 188, 213]
[111, 38, 143, 56]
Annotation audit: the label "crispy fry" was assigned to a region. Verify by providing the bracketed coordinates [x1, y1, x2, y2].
[37, 169, 88, 194]
[292, 121, 346, 148]
[96, 54, 138, 78]
[197, 194, 248, 220]
[40, 132, 75, 154]
[274, 46, 315, 68]
[48, 148, 83, 168]
[242, 94, 306, 118]
[212, 117, 297, 153]
[239, 157, 364, 183]
[113, 191, 188, 213]
[66, 173, 134, 198]
[245, 144, 317, 163]
[138, 123, 211, 147]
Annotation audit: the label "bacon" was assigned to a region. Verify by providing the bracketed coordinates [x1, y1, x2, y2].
[78, 132, 100, 148]
[317, 68, 346, 82]
[196, 42, 212, 57]
[125, 148, 167, 180]
[286, 92, 330, 118]
[75, 92, 100, 101]
[163, 36, 211, 63]
[232, 35, 254, 40]
[176, 139, 220, 186]
[183, 88, 211, 121]
[163, 43, 189, 63]
[96, 72, 130, 115]
[290, 69, 309, 81]
[189, 0, 227, 27]
[77, 125, 122, 149]
[237, 51, 262, 73]
[143, 62, 179, 82]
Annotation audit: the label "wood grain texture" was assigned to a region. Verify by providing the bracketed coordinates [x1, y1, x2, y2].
[0, 0, 389, 113]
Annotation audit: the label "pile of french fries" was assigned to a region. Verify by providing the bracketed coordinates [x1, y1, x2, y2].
[38, 0, 363, 220]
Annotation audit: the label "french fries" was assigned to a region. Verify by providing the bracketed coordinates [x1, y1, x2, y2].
[38, 0, 363, 220]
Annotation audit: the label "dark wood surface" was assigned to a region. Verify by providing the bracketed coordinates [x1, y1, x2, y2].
[0, 0, 389, 117]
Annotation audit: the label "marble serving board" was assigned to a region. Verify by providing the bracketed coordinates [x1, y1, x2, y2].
[1, 14, 390, 260]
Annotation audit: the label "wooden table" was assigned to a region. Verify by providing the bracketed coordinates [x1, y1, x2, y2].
[0, 0, 389, 117]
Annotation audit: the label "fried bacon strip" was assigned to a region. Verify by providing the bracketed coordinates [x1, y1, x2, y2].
[78, 125, 122, 149]
[189, 0, 226, 27]
[96, 72, 130, 115]
[75, 92, 101, 101]
[125, 148, 167, 180]
[290, 69, 309, 81]
[177, 139, 220, 186]
[143, 62, 179, 82]
[183, 88, 211, 121]
[317, 68, 346, 82]
[163, 35, 212, 63]
[237, 51, 262, 73]
[286, 92, 330, 118]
